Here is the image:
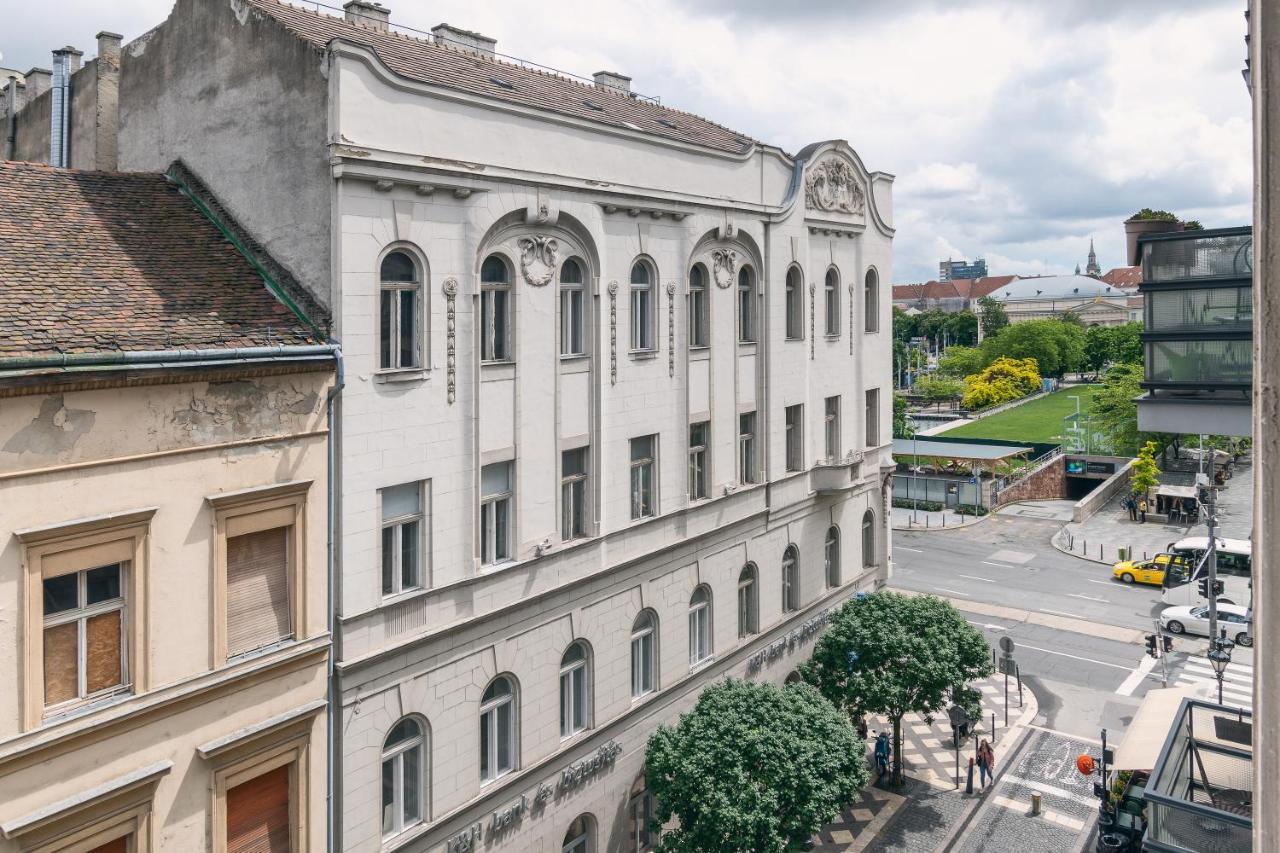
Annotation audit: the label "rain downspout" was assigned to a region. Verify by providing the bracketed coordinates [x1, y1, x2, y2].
[5, 75, 17, 161]
[325, 346, 344, 853]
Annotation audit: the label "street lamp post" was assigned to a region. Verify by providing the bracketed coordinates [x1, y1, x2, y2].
[1208, 628, 1236, 705]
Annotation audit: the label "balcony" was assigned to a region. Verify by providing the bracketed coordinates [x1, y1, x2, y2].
[1137, 227, 1252, 437]
[811, 452, 863, 494]
[1143, 698, 1252, 853]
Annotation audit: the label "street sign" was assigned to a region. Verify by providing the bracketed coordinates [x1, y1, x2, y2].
[999, 636, 1015, 656]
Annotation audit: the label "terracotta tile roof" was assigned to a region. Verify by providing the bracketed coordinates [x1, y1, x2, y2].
[0, 160, 323, 358]
[1101, 266, 1143, 288]
[243, 0, 760, 155]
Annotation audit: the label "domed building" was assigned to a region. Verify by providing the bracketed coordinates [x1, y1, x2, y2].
[990, 274, 1142, 326]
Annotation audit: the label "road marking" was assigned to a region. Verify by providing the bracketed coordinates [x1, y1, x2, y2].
[1068, 592, 1109, 603]
[998, 777, 1099, 809]
[966, 620, 1008, 632]
[1024, 723, 1103, 746]
[896, 546, 923, 553]
[1086, 579, 1117, 587]
[1116, 654, 1158, 696]
[982, 561, 1015, 569]
[1016, 642, 1138, 672]
[934, 587, 971, 597]
[1039, 608, 1084, 619]
[957, 574, 995, 583]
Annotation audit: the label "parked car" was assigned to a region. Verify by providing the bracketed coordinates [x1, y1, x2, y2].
[1112, 554, 1171, 586]
[1160, 603, 1253, 646]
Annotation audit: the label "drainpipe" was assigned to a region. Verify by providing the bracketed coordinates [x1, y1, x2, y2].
[0, 344, 337, 373]
[325, 346, 344, 853]
[5, 75, 17, 160]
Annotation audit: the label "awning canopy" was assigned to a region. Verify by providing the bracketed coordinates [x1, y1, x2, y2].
[1113, 687, 1196, 772]
[1157, 484, 1198, 499]
[890, 438, 1033, 462]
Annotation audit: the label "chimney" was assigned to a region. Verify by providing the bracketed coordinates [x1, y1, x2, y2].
[592, 70, 631, 95]
[343, 1, 390, 32]
[95, 31, 122, 170]
[431, 24, 497, 58]
[50, 47, 82, 167]
[23, 68, 51, 100]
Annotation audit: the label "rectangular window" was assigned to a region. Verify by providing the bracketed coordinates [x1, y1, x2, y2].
[785, 273, 804, 340]
[865, 388, 880, 448]
[631, 622, 655, 698]
[689, 601, 711, 665]
[825, 279, 839, 335]
[825, 396, 841, 461]
[688, 422, 709, 500]
[381, 482, 425, 596]
[785, 404, 804, 472]
[738, 412, 757, 485]
[560, 283, 586, 356]
[42, 563, 128, 712]
[481, 462, 513, 565]
[481, 288, 511, 362]
[630, 789, 656, 852]
[380, 286, 420, 370]
[630, 436, 657, 520]
[561, 448, 589, 541]
[689, 269, 709, 348]
[737, 574, 757, 638]
[226, 526, 292, 657]
[738, 271, 755, 343]
[631, 285, 653, 350]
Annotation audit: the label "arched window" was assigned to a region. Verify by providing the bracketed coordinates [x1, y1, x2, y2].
[562, 814, 595, 853]
[381, 717, 426, 837]
[630, 260, 656, 351]
[480, 675, 516, 782]
[560, 641, 591, 738]
[560, 258, 587, 357]
[782, 545, 799, 612]
[825, 527, 841, 588]
[737, 564, 758, 638]
[862, 510, 877, 568]
[380, 249, 422, 370]
[688, 265, 709, 348]
[864, 268, 879, 333]
[689, 586, 712, 666]
[825, 267, 840, 336]
[481, 255, 512, 362]
[631, 611, 657, 699]
[785, 266, 804, 340]
[738, 265, 756, 343]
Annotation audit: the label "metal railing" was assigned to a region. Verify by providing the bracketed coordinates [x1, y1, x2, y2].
[992, 446, 1063, 497]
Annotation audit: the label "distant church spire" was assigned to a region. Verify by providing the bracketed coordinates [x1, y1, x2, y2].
[1075, 263, 1081, 275]
[1085, 238, 1101, 276]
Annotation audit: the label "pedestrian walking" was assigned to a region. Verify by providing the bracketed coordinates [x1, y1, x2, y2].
[977, 739, 995, 788]
[1138, 498, 1148, 523]
[856, 715, 868, 741]
[874, 731, 891, 778]
[1124, 495, 1137, 521]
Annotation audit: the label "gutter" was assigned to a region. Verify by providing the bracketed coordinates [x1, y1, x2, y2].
[0, 345, 339, 376]
[325, 348, 344, 853]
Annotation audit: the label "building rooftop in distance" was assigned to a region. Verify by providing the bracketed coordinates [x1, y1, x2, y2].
[0, 160, 325, 358]
[991, 274, 1126, 301]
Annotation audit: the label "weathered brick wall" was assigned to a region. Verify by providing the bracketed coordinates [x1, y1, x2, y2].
[995, 459, 1067, 504]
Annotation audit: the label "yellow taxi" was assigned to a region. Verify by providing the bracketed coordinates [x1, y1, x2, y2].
[1112, 554, 1170, 586]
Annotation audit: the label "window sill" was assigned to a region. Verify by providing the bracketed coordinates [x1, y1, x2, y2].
[688, 347, 710, 362]
[380, 585, 430, 608]
[737, 341, 758, 352]
[824, 333, 841, 341]
[42, 687, 135, 726]
[689, 656, 716, 673]
[628, 349, 659, 361]
[374, 368, 428, 385]
[481, 362, 516, 382]
[785, 337, 804, 343]
[559, 356, 591, 375]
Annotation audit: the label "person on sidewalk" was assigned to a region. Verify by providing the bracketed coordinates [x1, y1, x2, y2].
[976, 739, 995, 788]
[1124, 495, 1137, 521]
[874, 731, 891, 778]
[1138, 498, 1148, 523]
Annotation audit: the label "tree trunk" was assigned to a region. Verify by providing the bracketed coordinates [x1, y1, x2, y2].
[891, 714, 904, 787]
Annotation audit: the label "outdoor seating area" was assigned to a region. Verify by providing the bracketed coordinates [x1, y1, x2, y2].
[891, 437, 1035, 510]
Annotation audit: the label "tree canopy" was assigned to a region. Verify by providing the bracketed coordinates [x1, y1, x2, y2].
[1131, 440, 1161, 498]
[977, 296, 1008, 337]
[1090, 363, 1147, 455]
[1084, 323, 1143, 374]
[979, 318, 1085, 378]
[913, 374, 965, 402]
[894, 307, 979, 348]
[936, 345, 986, 378]
[802, 592, 993, 786]
[960, 356, 1042, 410]
[645, 679, 866, 853]
[893, 393, 914, 438]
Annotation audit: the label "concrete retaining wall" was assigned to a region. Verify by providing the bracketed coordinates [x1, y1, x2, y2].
[1071, 459, 1135, 522]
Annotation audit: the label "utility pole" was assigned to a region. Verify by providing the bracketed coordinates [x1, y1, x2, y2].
[1205, 481, 1219, 646]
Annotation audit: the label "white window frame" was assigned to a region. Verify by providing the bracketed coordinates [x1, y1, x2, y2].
[630, 261, 656, 352]
[785, 267, 804, 340]
[480, 462, 513, 566]
[40, 563, 129, 714]
[481, 255, 512, 362]
[738, 266, 756, 343]
[737, 564, 758, 638]
[380, 482, 425, 597]
[559, 642, 590, 739]
[479, 677, 516, 783]
[689, 265, 709, 349]
[629, 788, 655, 852]
[865, 388, 880, 448]
[865, 268, 880, 333]
[825, 396, 841, 461]
[563, 816, 593, 853]
[825, 527, 841, 588]
[863, 510, 877, 568]
[559, 259, 587, 357]
[739, 412, 757, 485]
[688, 421, 709, 501]
[689, 587, 712, 666]
[825, 268, 840, 336]
[630, 436, 657, 520]
[782, 546, 799, 613]
[631, 612, 656, 699]
[381, 718, 426, 839]
[784, 404, 804, 473]
[379, 249, 423, 371]
[561, 448, 589, 541]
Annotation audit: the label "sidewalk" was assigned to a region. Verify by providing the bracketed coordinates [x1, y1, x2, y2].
[892, 505, 988, 531]
[812, 671, 1039, 852]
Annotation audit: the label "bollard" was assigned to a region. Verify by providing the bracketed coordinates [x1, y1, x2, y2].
[992, 711, 997, 743]
[1031, 791, 1042, 816]
[965, 757, 974, 795]
[1099, 543, 1103, 560]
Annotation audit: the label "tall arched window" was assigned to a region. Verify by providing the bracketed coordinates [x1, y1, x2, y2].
[825, 527, 841, 588]
[785, 266, 804, 340]
[481, 255, 512, 362]
[631, 611, 657, 699]
[560, 258, 587, 356]
[862, 510, 877, 567]
[864, 268, 879, 333]
[689, 265, 709, 348]
[630, 260, 656, 351]
[562, 815, 595, 853]
[738, 266, 756, 343]
[560, 641, 591, 738]
[782, 546, 800, 612]
[380, 249, 422, 370]
[480, 675, 516, 782]
[737, 564, 758, 638]
[825, 267, 840, 336]
[381, 717, 426, 837]
[689, 586, 712, 665]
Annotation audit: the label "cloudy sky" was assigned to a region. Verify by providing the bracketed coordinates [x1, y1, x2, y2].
[3, 0, 1252, 282]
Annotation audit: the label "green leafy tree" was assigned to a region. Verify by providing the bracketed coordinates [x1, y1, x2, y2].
[892, 306, 917, 344]
[1111, 322, 1143, 364]
[802, 592, 993, 787]
[1131, 440, 1161, 498]
[645, 679, 866, 853]
[977, 296, 1008, 337]
[893, 393, 914, 438]
[1091, 363, 1144, 454]
[945, 311, 979, 347]
[1083, 325, 1115, 374]
[936, 345, 986, 378]
[980, 318, 1085, 378]
[913, 374, 965, 402]
[961, 356, 1042, 409]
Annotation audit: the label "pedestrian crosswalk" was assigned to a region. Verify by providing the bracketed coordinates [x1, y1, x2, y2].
[1170, 655, 1253, 711]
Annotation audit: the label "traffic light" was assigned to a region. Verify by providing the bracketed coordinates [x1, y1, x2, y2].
[1213, 580, 1225, 597]
[1198, 578, 1209, 598]
[1163, 635, 1174, 653]
[1145, 634, 1158, 658]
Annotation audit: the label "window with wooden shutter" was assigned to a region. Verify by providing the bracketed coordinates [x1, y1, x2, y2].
[227, 764, 292, 853]
[226, 528, 291, 657]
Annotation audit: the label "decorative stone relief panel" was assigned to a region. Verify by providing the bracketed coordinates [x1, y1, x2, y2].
[443, 278, 458, 403]
[712, 248, 737, 289]
[608, 281, 618, 385]
[848, 284, 855, 355]
[805, 158, 866, 215]
[809, 282, 816, 360]
[666, 282, 676, 377]
[517, 235, 559, 286]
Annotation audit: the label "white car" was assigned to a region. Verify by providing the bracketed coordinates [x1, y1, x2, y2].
[1161, 603, 1253, 647]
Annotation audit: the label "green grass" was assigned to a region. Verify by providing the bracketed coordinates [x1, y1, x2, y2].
[940, 386, 1103, 445]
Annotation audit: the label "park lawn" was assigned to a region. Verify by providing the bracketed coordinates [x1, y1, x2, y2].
[940, 385, 1103, 445]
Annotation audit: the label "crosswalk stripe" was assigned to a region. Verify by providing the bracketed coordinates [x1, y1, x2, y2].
[1181, 657, 1254, 676]
[1174, 677, 1252, 706]
[1181, 661, 1254, 685]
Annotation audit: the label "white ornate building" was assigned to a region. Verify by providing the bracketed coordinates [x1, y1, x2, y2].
[17, 0, 896, 850]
